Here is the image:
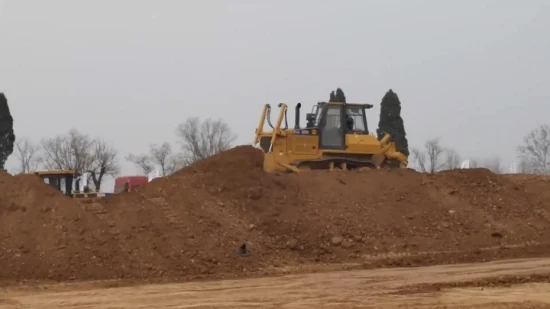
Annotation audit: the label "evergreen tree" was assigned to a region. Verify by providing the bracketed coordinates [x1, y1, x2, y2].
[0, 93, 15, 171]
[376, 89, 409, 156]
[329, 88, 346, 103]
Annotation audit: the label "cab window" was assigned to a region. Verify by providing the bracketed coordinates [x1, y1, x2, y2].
[345, 107, 368, 133]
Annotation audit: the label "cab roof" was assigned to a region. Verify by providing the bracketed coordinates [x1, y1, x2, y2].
[34, 170, 76, 176]
[318, 101, 373, 109]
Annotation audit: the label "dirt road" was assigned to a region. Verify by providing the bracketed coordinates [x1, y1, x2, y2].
[2, 258, 550, 308]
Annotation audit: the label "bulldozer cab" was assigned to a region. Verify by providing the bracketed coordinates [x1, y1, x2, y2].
[305, 102, 372, 150]
[35, 170, 75, 197]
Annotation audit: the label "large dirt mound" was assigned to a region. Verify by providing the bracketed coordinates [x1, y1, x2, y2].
[0, 172, 120, 280]
[1, 146, 550, 282]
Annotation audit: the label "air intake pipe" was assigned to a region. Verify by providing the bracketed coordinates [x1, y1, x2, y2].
[294, 103, 301, 129]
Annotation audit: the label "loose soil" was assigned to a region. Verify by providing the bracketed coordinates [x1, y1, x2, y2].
[2, 257, 550, 308]
[1, 146, 550, 282]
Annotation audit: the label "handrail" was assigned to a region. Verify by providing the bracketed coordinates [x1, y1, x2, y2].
[268, 103, 287, 152]
[253, 104, 270, 145]
[254, 103, 288, 153]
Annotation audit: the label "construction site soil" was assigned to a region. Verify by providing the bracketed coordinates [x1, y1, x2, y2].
[1, 145, 550, 283]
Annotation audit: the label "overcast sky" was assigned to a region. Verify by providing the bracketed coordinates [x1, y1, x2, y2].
[1, 0, 549, 190]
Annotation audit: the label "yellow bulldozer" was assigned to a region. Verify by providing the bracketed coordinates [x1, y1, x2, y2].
[253, 101, 408, 173]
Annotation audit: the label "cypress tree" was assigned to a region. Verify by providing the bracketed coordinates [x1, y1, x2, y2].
[0, 93, 15, 171]
[376, 89, 409, 156]
[329, 88, 346, 103]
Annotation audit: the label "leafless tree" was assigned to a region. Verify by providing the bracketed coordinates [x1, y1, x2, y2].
[127, 142, 184, 176]
[149, 142, 173, 175]
[411, 138, 445, 173]
[481, 156, 502, 174]
[411, 148, 427, 172]
[517, 158, 534, 173]
[443, 148, 461, 170]
[41, 129, 93, 172]
[518, 124, 550, 174]
[469, 159, 480, 168]
[88, 139, 120, 190]
[41, 129, 119, 189]
[176, 117, 237, 165]
[14, 137, 42, 173]
[165, 152, 186, 174]
[126, 153, 154, 175]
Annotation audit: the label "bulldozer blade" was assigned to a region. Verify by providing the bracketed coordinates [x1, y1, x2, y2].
[371, 154, 386, 168]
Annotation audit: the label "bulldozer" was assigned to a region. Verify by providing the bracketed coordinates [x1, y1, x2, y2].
[253, 101, 408, 173]
[34, 170, 104, 198]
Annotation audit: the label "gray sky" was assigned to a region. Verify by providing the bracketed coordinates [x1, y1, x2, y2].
[1, 0, 549, 190]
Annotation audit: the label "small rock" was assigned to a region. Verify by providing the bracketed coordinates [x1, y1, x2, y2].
[247, 187, 262, 200]
[248, 224, 255, 231]
[331, 236, 343, 246]
[342, 240, 354, 248]
[287, 239, 298, 249]
[441, 222, 450, 228]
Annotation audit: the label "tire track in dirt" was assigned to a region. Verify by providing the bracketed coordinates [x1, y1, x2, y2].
[2, 258, 550, 308]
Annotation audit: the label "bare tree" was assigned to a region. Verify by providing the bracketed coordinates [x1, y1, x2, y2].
[481, 156, 502, 174]
[41, 129, 119, 189]
[425, 138, 445, 172]
[476, 156, 503, 174]
[14, 137, 42, 173]
[149, 142, 173, 176]
[411, 138, 445, 173]
[176, 117, 237, 165]
[165, 151, 186, 174]
[469, 159, 480, 168]
[411, 148, 427, 172]
[126, 153, 154, 175]
[517, 158, 534, 173]
[518, 124, 550, 174]
[41, 129, 93, 172]
[88, 139, 120, 190]
[127, 142, 184, 176]
[443, 148, 461, 170]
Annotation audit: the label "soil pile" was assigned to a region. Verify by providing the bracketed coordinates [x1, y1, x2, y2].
[1, 146, 550, 282]
[92, 146, 296, 280]
[0, 173, 119, 280]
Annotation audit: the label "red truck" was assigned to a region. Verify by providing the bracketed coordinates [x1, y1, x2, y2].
[113, 176, 149, 193]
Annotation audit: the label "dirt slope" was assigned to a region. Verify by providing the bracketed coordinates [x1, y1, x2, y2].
[0, 172, 118, 280]
[1, 146, 550, 282]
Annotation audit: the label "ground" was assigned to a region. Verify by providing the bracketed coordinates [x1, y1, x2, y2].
[3, 150, 550, 308]
[1, 258, 550, 308]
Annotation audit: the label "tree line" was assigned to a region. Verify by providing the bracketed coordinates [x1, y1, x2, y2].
[11, 116, 236, 190]
[409, 125, 550, 174]
[1, 90, 549, 190]
[327, 87, 549, 175]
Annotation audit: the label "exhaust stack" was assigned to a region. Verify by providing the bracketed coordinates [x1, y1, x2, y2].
[294, 103, 301, 129]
